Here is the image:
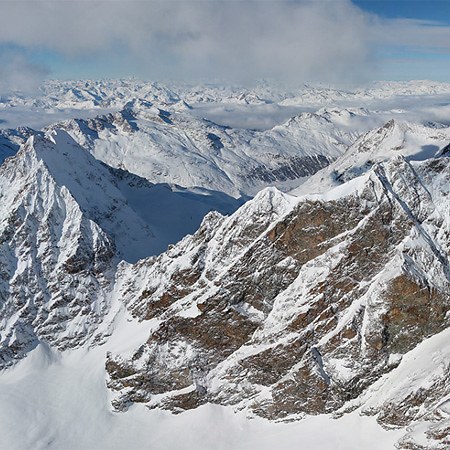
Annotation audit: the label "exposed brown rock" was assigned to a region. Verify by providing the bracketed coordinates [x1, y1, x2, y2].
[105, 156, 450, 450]
[382, 275, 449, 355]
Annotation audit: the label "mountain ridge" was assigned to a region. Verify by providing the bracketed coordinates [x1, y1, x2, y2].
[1, 81, 450, 449]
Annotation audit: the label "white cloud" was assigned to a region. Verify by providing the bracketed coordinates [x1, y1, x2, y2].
[0, 54, 48, 97]
[0, 0, 450, 86]
[371, 17, 450, 53]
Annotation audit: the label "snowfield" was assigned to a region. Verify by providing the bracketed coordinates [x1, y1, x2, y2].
[0, 343, 401, 450]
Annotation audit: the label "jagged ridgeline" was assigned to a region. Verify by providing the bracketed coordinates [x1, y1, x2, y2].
[106, 156, 450, 438]
[41, 100, 358, 197]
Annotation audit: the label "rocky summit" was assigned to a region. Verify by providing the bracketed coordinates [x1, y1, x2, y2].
[106, 155, 450, 448]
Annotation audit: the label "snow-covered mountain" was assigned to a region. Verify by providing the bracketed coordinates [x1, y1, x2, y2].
[1, 128, 449, 449]
[0, 127, 37, 164]
[43, 101, 364, 197]
[104, 154, 450, 447]
[3, 79, 450, 111]
[1, 80, 450, 450]
[0, 130, 242, 366]
[291, 118, 450, 196]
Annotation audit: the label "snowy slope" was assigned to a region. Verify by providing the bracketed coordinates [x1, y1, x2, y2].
[291, 119, 450, 196]
[0, 130, 241, 366]
[45, 101, 364, 197]
[3, 78, 450, 198]
[0, 143, 449, 449]
[0, 343, 402, 450]
[1, 79, 450, 450]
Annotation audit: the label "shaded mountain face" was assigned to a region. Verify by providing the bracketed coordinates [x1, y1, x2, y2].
[105, 155, 450, 448]
[0, 127, 37, 164]
[0, 131, 242, 366]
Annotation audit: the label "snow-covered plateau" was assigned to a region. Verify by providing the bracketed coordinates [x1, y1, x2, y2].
[0, 79, 449, 450]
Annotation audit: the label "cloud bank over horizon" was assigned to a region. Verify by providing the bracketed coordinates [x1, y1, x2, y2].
[0, 53, 48, 97]
[1, 0, 450, 93]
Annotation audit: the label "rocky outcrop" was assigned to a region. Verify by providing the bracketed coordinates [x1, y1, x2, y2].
[0, 135, 117, 365]
[0, 130, 241, 366]
[106, 154, 450, 450]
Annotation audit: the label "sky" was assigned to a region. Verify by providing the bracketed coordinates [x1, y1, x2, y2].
[0, 0, 450, 93]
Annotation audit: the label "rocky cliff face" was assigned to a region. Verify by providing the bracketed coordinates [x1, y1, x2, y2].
[0, 130, 240, 366]
[106, 155, 450, 449]
[0, 133, 116, 365]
